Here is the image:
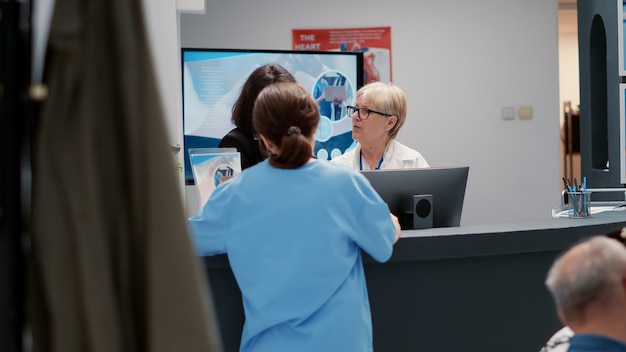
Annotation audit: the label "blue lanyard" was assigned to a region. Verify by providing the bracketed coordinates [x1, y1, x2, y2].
[359, 150, 384, 170]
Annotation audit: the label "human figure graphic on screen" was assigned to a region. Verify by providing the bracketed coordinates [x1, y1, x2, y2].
[218, 64, 295, 170]
[189, 82, 401, 352]
[331, 81, 429, 170]
[313, 71, 348, 121]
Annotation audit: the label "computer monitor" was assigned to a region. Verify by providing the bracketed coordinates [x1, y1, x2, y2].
[361, 166, 469, 229]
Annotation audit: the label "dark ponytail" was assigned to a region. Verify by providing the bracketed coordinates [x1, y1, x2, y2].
[253, 82, 320, 169]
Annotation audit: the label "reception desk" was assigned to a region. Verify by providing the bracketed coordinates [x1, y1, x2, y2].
[202, 210, 626, 352]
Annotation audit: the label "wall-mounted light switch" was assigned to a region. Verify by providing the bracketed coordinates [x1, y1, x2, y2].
[517, 105, 533, 120]
[501, 106, 515, 120]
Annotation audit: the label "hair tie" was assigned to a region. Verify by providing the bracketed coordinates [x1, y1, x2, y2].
[287, 126, 301, 135]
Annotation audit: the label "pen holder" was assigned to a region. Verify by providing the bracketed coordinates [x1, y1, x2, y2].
[567, 191, 591, 218]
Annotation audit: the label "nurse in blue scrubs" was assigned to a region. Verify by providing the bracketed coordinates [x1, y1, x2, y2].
[189, 82, 401, 352]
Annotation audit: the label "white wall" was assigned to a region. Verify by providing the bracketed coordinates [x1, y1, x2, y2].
[141, 0, 185, 198]
[141, 0, 180, 144]
[177, 0, 562, 226]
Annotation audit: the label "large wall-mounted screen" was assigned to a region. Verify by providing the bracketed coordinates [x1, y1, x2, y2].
[182, 48, 364, 183]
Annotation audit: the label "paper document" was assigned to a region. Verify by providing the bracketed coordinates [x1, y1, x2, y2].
[323, 86, 346, 102]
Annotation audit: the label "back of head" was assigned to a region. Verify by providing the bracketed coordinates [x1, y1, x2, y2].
[253, 82, 320, 169]
[545, 235, 626, 325]
[357, 81, 407, 139]
[231, 64, 296, 135]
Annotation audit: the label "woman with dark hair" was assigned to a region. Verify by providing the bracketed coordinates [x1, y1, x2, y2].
[218, 64, 295, 169]
[190, 82, 401, 352]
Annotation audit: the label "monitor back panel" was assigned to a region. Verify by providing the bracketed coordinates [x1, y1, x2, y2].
[361, 167, 469, 228]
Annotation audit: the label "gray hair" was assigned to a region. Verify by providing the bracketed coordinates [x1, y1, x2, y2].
[356, 81, 407, 139]
[545, 236, 626, 323]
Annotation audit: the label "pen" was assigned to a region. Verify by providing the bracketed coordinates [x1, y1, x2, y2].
[563, 177, 573, 192]
[583, 176, 587, 215]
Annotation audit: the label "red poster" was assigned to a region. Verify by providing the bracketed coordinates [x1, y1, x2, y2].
[292, 27, 392, 84]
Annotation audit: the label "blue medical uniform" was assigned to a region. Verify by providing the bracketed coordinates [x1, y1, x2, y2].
[189, 159, 396, 352]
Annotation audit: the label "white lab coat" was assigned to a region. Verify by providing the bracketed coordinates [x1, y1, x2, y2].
[332, 139, 430, 170]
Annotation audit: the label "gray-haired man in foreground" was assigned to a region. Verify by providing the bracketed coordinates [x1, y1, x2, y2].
[545, 235, 626, 352]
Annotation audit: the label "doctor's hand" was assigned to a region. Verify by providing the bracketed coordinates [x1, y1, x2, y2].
[390, 213, 401, 244]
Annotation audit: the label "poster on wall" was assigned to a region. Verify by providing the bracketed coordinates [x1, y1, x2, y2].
[292, 26, 392, 84]
[617, 0, 626, 76]
[619, 83, 626, 184]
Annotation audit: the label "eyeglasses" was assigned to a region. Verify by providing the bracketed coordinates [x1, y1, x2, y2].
[346, 106, 392, 120]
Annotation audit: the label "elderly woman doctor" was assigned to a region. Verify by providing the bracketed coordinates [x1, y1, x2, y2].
[332, 81, 430, 170]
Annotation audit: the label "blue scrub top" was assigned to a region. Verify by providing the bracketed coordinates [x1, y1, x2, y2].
[568, 334, 626, 352]
[189, 159, 396, 352]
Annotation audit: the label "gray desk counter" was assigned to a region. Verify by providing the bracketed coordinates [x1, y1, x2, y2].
[390, 209, 626, 261]
[203, 210, 626, 352]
